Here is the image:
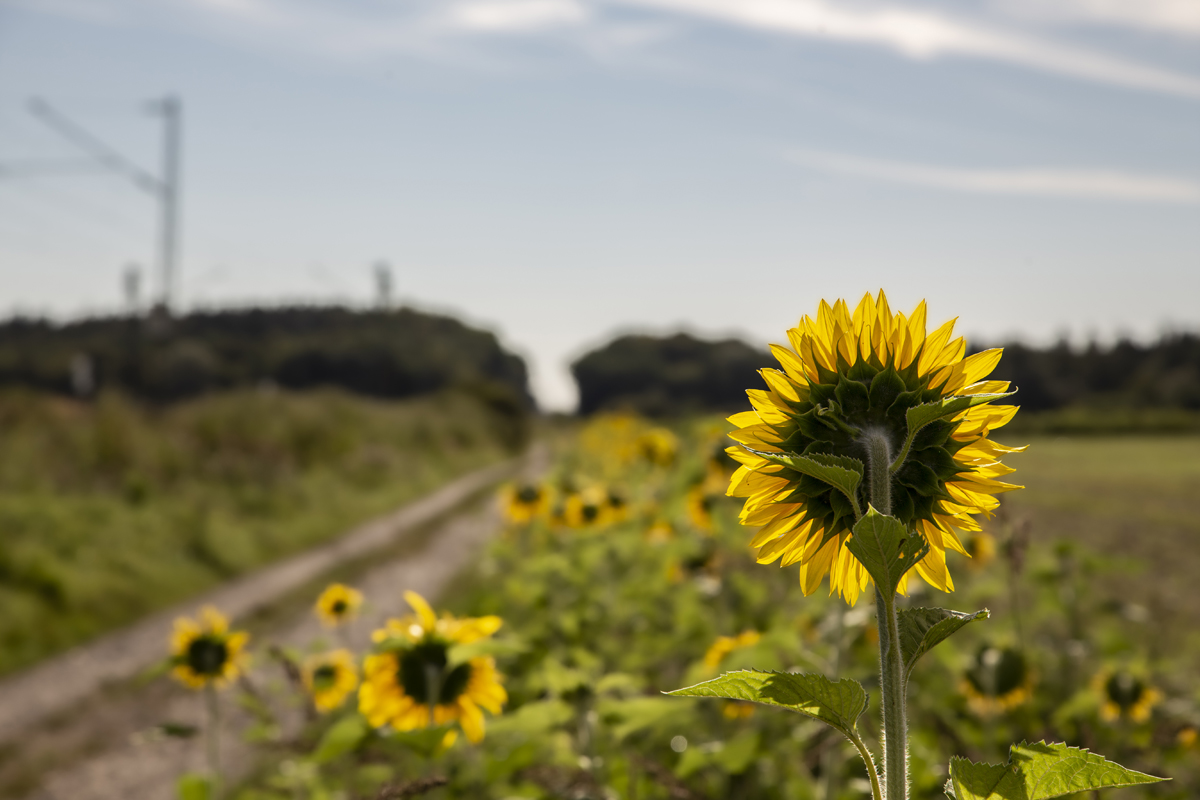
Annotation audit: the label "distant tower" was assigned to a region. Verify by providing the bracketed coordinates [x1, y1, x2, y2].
[374, 261, 393, 309]
[123, 264, 142, 315]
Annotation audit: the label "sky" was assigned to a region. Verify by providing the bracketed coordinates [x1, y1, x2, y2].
[1, 0, 1198, 409]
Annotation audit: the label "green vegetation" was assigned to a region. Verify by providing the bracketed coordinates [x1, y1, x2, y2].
[571, 333, 770, 416]
[224, 422, 1198, 799]
[0, 305, 532, 406]
[0, 386, 526, 676]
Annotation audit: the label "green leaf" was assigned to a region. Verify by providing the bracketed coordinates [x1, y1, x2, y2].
[906, 393, 1015, 439]
[747, 449, 864, 517]
[312, 714, 369, 763]
[176, 773, 213, 800]
[947, 741, 1167, 800]
[898, 607, 989, 684]
[845, 508, 929, 596]
[668, 670, 867, 741]
[486, 699, 574, 737]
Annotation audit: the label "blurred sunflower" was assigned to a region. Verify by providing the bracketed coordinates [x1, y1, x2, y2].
[645, 518, 675, 543]
[961, 645, 1033, 716]
[703, 630, 762, 670]
[500, 482, 550, 525]
[1093, 669, 1162, 723]
[964, 531, 997, 572]
[302, 649, 359, 713]
[562, 486, 611, 529]
[169, 606, 249, 690]
[315, 583, 364, 628]
[727, 290, 1023, 604]
[686, 483, 720, 533]
[606, 488, 630, 523]
[638, 427, 679, 467]
[359, 591, 506, 743]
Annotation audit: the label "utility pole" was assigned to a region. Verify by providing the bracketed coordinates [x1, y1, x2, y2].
[12, 96, 183, 311]
[150, 97, 181, 311]
[374, 261, 393, 309]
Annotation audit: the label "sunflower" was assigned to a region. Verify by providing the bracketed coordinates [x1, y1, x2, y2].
[686, 483, 720, 533]
[169, 606, 249, 690]
[703, 630, 762, 670]
[562, 486, 612, 529]
[302, 649, 359, 713]
[359, 591, 506, 743]
[1094, 669, 1162, 723]
[638, 427, 679, 467]
[961, 645, 1033, 716]
[727, 291, 1024, 604]
[963, 530, 997, 572]
[500, 482, 550, 525]
[315, 583, 364, 628]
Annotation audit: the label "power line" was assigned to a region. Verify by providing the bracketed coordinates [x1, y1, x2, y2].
[0, 96, 184, 310]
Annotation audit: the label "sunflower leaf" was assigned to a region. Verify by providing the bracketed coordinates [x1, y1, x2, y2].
[905, 392, 1015, 439]
[946, 741, 1167, 800]
[846, 508, 929, 596]
[667, 670, 867, 741]
[177, 773, 213, 800]
[746, 449, 864, 517]
[898, 607, 989, 685]
[313, 714, 369, 763]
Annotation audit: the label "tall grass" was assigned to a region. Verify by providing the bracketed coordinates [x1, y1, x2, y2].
[0, 387, 523, 676]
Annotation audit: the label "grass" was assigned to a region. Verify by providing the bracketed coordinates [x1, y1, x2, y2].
[0, 387, 524, 676]
[1001, 434, 1200, 649]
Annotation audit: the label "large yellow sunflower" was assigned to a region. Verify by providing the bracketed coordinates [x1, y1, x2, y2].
[727, 291, 1023, 604]
[302, 649, 359, 713]
[169, 606, 249, 690]
[358, 591, 506, 743]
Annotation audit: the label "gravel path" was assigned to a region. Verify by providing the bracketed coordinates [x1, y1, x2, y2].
[0, 448, 544, 799]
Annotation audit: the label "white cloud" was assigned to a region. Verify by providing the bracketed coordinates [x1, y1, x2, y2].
[993, 0, 1200, 39]
[449, 0, 590, 32]
[786, 148, 1200, 202]
[615, 0, 1200, 98]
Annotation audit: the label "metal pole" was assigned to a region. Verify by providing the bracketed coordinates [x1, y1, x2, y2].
[156, 96, 182, 311]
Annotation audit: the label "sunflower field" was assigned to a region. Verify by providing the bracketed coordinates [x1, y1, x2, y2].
[149, 303, 1196, 800]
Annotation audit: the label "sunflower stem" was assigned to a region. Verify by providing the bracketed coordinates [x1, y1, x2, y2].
[876, 588, 908, 800]
[863, 430, 906, 800]
[862, 429, 893, 516]
[205, 684, 222, 799]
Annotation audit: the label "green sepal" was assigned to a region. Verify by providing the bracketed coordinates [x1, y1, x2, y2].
[845, 508, 929, 596]
[905, 393, 1015, 440]
[898, 607, 989, 685]
[667, 670, 867, 742]
[946, 740, 1167, 800]
[312, 714, 369, 763]
[746, 448, 864, 518]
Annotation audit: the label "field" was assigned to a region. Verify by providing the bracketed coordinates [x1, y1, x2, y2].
[0, 387, 524, 676]
[189, 418, 1199, 800]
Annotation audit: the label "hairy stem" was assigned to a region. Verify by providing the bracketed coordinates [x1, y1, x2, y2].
[862, 429, 893, 516]
[849, 728, 885, 800]
[863, 429, 906, 800]
[877, 588, 908, 800]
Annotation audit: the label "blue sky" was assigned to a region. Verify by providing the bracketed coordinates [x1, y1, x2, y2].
[1, 0, 1198, 408]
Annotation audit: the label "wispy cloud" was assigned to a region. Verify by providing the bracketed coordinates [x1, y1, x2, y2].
[786, 148, 1200, 202]
[448, 0, 589, 33]
[993, 0, 1200, 39]
[617, 0, 1200, 99]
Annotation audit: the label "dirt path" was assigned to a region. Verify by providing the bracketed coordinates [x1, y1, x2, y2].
[0, 448, 545, 799]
